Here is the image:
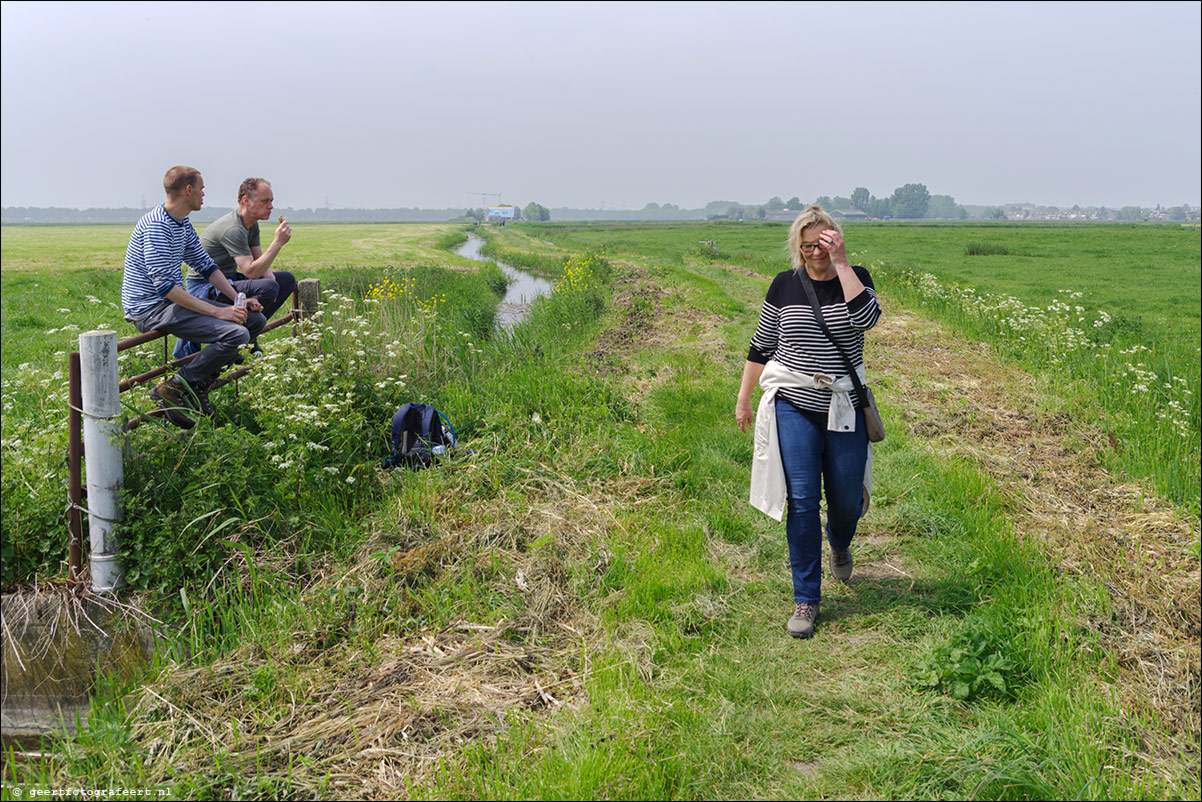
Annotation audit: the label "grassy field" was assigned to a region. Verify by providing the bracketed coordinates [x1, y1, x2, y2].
[0, 222, 477, 274]
[511, 221, 1201, 333]
[850, 223, 1200, 333]
[494, 221, 1201, 512]
[1, 222, 1198, 799]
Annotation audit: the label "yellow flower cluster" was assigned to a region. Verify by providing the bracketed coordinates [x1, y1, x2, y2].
[366, 277, 415, 301]
[560, 252, 605, 294]
[365, 277, 448, 320]
[419, 293, 448, 315]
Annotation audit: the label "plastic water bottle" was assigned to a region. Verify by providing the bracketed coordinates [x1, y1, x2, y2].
[234, 292, 247, 308]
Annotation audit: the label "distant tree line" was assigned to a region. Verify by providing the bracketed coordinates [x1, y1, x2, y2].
[714, 184, 963, 221]
[4, 196, 1195, 225]
[719, 188, 1198, 223]
[1, 206, 503, 224]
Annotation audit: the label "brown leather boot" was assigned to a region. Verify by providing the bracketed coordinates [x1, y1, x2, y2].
[187, 376, 216, 417]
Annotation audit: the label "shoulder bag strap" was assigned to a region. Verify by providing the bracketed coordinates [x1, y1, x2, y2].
[797, 270, 871, 410]
[419, 404, 437, 443]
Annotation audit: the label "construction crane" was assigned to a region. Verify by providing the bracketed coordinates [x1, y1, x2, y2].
[467, 191, 502, 207]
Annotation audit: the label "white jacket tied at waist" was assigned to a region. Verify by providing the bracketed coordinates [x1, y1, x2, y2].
[749, 359, 873, 521]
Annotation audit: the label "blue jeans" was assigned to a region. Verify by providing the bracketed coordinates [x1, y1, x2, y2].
[777, 397, 867, 604]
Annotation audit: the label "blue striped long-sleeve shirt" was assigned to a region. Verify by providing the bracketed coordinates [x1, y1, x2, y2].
[121, 205, 221, 319]
[748, 266, 882, 413]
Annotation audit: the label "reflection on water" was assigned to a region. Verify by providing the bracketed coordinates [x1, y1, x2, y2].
[455, 235, 555, 332]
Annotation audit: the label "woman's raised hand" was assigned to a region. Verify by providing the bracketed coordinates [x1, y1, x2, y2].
[819, 229, 848, 265]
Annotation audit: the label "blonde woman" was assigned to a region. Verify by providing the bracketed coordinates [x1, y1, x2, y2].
[736, 206, 881, 638]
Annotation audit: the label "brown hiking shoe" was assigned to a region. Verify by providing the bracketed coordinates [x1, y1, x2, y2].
[787, 602, 820, 639]
[830, 547, 853, 582]
[149, 375, 196, 429]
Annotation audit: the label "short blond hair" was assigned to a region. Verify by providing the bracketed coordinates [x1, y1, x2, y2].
[787, 205, 842, 272]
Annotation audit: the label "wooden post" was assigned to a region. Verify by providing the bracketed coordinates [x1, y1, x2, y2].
[297, 278, 321, 318]
[79, 330, 124, 592]
[294, 278, 321, 337]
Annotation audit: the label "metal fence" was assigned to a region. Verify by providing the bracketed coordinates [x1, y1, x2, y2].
[66, 280, 320, 585]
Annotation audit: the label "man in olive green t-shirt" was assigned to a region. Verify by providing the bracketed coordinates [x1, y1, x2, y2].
[175, 177, 295, 358]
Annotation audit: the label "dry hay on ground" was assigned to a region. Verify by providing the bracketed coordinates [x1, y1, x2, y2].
[132, 620, 584, 800]
[584, 262, 663, 377]
[125, 469, 637, 798]
[873, 307, 1200, 744]
[584, 259, 733, 398]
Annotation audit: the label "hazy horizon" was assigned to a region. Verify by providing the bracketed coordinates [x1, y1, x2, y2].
[0, 198, 1184, 213]
[2, 1, 1199, 211]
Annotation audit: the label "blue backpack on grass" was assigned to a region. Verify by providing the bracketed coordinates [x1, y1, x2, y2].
[387, 403, 457, 470]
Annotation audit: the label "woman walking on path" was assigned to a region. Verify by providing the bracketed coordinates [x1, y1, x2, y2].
[735, 206, 882, 638]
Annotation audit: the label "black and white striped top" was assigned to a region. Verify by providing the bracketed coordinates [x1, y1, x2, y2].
[748, 266, 881, 414]
[121, 204, 220, 319]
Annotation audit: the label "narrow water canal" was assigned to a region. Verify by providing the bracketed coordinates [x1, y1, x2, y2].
[454, 234, 555, 332]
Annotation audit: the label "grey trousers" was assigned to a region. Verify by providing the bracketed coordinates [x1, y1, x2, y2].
[133, 300, 265, 383]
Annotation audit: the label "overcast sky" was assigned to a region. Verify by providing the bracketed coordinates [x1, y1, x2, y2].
[2, 0, 1199, 210]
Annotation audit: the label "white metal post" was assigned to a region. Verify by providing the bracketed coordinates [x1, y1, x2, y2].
[79, 330, 124, 592]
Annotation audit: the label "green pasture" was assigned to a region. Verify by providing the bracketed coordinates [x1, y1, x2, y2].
[850, 222, 1201, 339]
[0, 221, 473, 274]
[518, 221, 1202, 335]
[2, 220, 1198, 504]
[6, 220, 1196, 333]
[0, 224, 135, 273]
[510, 220, 1202, 511]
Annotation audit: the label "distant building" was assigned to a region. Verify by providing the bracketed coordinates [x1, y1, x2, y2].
[486, 206, 516, 224]
[764, 210, 798, 222]
[831, 209, 870, 221]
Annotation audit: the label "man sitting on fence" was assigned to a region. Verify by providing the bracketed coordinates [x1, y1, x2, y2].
[173, 177, 295, 359]
[121, 166, 266, 429]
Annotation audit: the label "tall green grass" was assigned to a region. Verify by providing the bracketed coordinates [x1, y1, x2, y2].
[3, 239, 628, 795]
[870, 260, 1199, 511]
[1, 262, 502, 587]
